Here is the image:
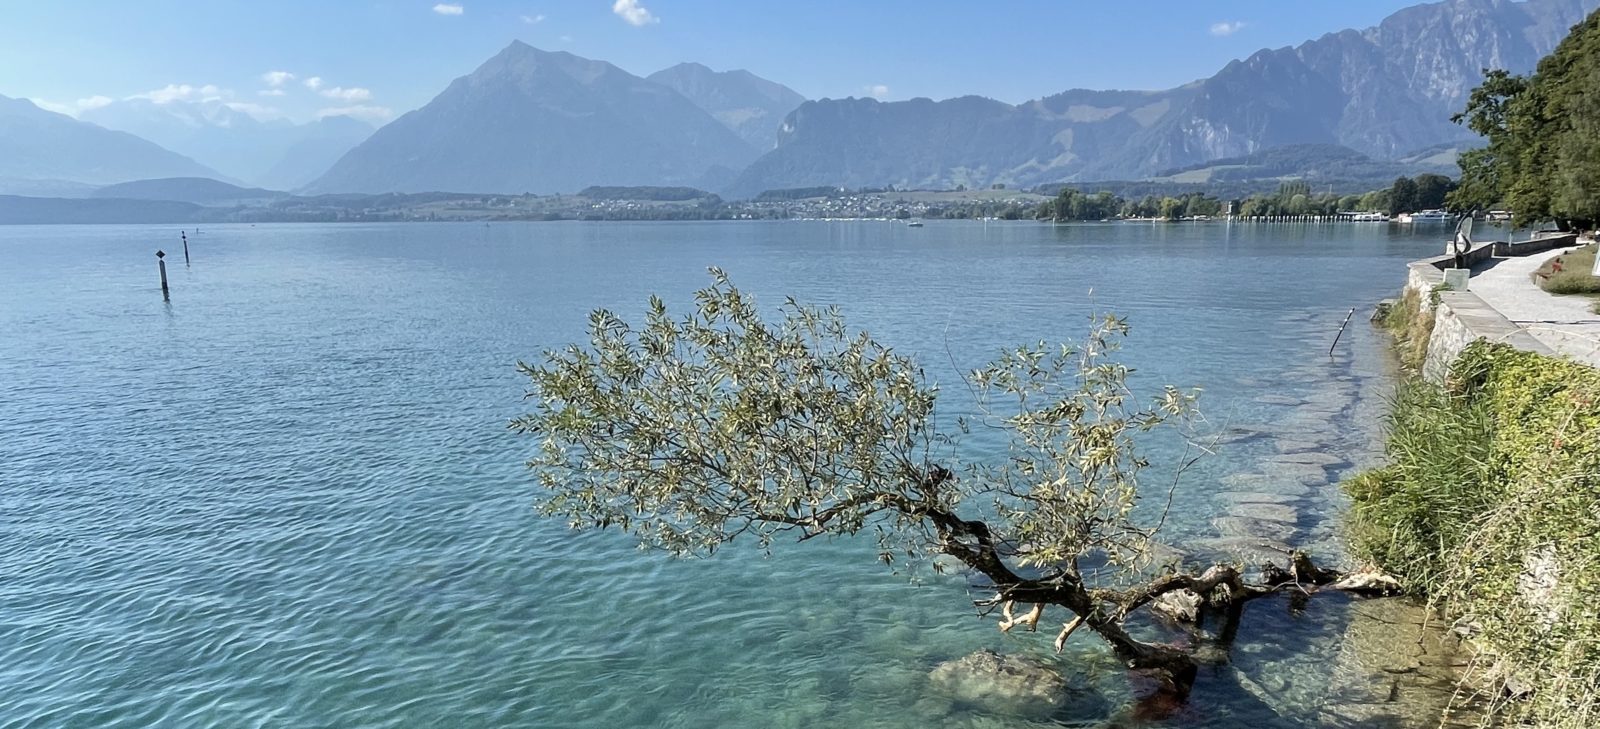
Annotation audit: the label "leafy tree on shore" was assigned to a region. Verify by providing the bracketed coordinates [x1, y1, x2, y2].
[1387, 176, 1420, 216]
[1449, 9, 1600, 228]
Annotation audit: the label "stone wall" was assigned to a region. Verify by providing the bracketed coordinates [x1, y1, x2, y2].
[1403, 235, 1566, 383]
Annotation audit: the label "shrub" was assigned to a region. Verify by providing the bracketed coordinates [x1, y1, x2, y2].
[1345, 342, 1600, 726]
[1380, 286, 1435, 373]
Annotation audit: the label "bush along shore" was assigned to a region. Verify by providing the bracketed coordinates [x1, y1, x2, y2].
[1343, 332, 1599, 725]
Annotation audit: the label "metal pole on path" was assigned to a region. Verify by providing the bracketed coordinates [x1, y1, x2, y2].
[182, 231, 190, 266]
[157, 249, 170, 301]
[1329, 307, 1355, 357]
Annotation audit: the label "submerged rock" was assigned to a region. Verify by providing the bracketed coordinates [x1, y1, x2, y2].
[1274, 438, 1324, 454]
[1214, 490, 1302, 506]
[1226, 502, 1299, 524]
[1189, 536, 1294, 566]
[928, 649, 1074, 715]
[1263, 451, 1347, 468]
[1316, 598, 1487, 727]
[1214, 515, 1298, 543]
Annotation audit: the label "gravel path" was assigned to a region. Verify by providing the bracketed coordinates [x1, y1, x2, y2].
[1468, 244, 1600, 367]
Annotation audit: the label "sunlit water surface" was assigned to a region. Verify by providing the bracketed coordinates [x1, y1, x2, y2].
[0, 221, 1441, 727]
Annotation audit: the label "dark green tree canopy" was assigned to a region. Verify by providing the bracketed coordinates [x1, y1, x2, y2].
[1449, 9, 1600, 228]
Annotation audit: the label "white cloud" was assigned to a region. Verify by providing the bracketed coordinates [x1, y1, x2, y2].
[77, 95, 113, 111]
[1209, 21, 1245, 37]
[433, 3, 464, 15]
[317, 105, 394, 123]
[261, 70, 295, 87]
[559, 34, 573, 43]
[521, 13, 545, 24]
[258, 88, 287, 97]
[303, 76, 324, 91]
[131, 83, 224, 104]
[865, 84, 890, 100]
[612, 0, 656, 26]
[30, 99, 77, 115]
[319, 86, 373, 102]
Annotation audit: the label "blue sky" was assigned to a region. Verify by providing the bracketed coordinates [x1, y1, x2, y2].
[2, 0, 1426, 124]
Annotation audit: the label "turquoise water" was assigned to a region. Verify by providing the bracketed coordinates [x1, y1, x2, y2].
[0, 221, 1438, 727]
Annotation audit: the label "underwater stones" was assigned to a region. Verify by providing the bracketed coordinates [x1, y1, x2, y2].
[1214, 490, 1302, 506]
[1214, 516, 1298, 543]
[1273, 439, 1323, 454]
[1317, 599, 1487, 728]
[1138, 541, 1187, 567]
[1263, 451, 1347, 468]
[1210, 427, 1271, 446]
[1220, 473, 1312, 496]
[1188, 536, 1293, 565]
[1258, 461, 1331, 486]
[1226, 502, 1299, 524]
[1220, 473, 1276, 489]
[928, 649, 1074, 715]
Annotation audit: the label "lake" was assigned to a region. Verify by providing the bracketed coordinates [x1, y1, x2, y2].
[0, 220, 1441, 727]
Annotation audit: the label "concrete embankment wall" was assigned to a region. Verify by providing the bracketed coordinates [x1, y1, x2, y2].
[1403, 233, 1577, 381]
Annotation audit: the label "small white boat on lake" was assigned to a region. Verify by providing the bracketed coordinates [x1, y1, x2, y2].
[1397, 209, 1453, 223]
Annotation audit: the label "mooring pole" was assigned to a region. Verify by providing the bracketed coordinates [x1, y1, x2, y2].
[157, 249, 170, 301]
[1329, 307, 1355, 357]
[182, 231, 190, 266]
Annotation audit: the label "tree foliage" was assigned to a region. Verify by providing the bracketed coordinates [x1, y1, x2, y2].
[1448, 10, 1600, 228]
[514, 272, 1392, 691]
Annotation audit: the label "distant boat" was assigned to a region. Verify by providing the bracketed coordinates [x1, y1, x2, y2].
[906, 220, 924, 227]
[1397, 209, 1453, 223]
[1347, 211, 1388, 222]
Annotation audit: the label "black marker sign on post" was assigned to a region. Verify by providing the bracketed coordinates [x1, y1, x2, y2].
[157, 250, 170, 301]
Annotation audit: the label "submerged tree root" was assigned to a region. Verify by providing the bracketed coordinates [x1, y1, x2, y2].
[974, 550, 1402, 695]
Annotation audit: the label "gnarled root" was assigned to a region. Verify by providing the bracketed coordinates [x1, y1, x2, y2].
[1259, 550, 1402, 596]
[998, 600, 1044, 632]
[1054, 615, 1083, 654]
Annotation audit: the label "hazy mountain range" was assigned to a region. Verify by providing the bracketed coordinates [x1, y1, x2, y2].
[80, 99, 373, 190]
[645, 62, 808, 151]
[3, 0, 1595, 201]
[0, 94, 221, 194]
[728, 0, 1599, 195]
[303, 43, 766, 195]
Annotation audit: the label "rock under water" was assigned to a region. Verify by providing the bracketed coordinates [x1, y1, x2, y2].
[928, 649, 1076, 716]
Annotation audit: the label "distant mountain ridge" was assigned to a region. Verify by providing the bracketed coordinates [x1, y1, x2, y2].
[38, 0, 1583, 201]
[82, 100, 373, 190]
[91, 177, 286, 205]
[646, 62, 806, 151]
[305, 42, 760, 195]
[0, 94, 223, 189]
[731, 0, 1599, 196]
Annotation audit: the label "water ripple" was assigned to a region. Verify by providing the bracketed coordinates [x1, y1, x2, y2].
[0, 222, 1439, 727]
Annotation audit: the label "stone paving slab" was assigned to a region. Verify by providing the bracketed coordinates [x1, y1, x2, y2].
[1469, 244, 1600, 367]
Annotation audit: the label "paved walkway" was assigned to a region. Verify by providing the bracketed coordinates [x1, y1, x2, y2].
[1469, 244, 1600, 367]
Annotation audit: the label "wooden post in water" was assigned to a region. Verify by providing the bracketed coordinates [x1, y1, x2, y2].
[1329, 307, 1356, 357]
[182, 231, 190, 266]
[157, 249, 170, 301]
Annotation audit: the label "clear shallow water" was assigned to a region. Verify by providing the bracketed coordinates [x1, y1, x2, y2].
[0, 221, 1438, 727]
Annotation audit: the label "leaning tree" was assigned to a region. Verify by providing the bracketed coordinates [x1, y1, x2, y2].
[513, 270, 1394, 694]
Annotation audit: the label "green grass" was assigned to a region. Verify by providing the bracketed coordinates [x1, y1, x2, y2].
[1379, 286, 1435, 373]
[1536, 244, 1600, 295]
[1344, 342, 1600, 727]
